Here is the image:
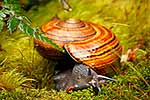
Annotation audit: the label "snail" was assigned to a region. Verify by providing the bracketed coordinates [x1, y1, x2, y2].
[54, 63, 116, 93]
[34, 18, 122, 92]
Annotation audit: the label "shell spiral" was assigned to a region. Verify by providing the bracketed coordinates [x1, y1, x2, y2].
[34, 18, 122, 75]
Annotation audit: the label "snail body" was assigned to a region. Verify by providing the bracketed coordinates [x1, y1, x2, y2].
[34, 18, 122, 75]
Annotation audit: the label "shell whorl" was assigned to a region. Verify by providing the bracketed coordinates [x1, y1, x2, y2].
[64, 23, 122, 71]
[58, 18, 85, 28]
[41, 19, 96, 46]
[35, 18, 122, 74]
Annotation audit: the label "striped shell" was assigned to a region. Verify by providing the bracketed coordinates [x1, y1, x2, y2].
[35, 18, 122, 75]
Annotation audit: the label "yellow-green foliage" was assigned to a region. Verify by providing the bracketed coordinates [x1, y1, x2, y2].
[0, 0, 150, 99]
[0, 69, 32, 91]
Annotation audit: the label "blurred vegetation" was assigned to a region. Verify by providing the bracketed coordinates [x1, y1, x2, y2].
[0, 0, 150, 99]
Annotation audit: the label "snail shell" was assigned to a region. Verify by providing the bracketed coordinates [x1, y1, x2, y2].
[34, 18, 122, 75]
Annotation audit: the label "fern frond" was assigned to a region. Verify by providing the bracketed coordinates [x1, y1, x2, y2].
[18, 21, 65, 53]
